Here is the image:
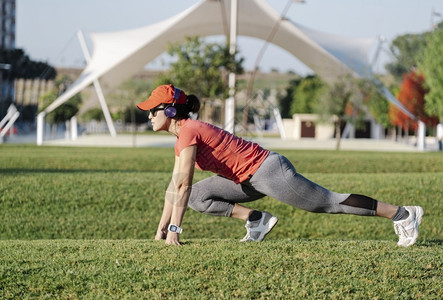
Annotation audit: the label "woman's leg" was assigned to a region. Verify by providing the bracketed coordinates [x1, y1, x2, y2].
[189, 175, 278, 242]
[231, 204, 254, 221]
[249, 152, 397, 217]
[375, 201, 398, 218]
[188, 175, 264, 218]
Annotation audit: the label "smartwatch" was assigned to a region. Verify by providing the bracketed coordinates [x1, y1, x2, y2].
[168, 224, 183, 234]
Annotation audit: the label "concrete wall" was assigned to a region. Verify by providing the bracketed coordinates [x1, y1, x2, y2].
[283, 114, 335, 140]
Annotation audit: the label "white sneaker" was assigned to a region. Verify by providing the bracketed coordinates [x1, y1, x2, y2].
[240, 211, 278, 242]
[394, 206, 423, 247]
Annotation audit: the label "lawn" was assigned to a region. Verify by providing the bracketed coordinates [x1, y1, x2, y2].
[0, 145, 442, 299]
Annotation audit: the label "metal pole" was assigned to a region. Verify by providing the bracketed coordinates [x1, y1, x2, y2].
[417, 120, 426, 151]
[242, 0, 303, 133]
[77, 30, 117, 137]
[71, 116, 78, 140]
[370, 35, 385, 72]
[225, 0, 238, 134]
[37, 112, 45, 145]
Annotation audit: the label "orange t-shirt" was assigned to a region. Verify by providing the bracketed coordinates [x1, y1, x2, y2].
[175, 119, 269, 183]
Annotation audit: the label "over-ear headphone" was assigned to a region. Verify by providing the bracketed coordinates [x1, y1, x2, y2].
[164, 87, 181, 118]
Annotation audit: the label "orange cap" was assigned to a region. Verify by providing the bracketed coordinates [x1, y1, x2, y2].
[136, 84, 187, 111]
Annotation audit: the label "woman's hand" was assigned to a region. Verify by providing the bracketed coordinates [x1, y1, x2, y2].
[165, 232, 181, 246]
[155, 228, 167, 240]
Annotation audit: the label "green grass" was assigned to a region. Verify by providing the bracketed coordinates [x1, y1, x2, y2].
[0, 145, 442, 298]
[1, 240, 441, 299]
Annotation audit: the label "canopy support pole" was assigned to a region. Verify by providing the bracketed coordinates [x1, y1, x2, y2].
[224, 0, 238, 134]
[36, 112, 45, 145]
[77, 30, 117, 137]
[417, 120, 425, 151]
[0, 104, 20, 143]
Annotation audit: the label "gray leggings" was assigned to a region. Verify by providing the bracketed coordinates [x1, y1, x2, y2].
[188, 152, 377, 217]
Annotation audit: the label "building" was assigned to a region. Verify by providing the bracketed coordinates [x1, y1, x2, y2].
[0, 0, 16, 119]
[0, 0, 15, 50]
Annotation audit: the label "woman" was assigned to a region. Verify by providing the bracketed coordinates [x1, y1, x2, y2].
[137, 84, 423, 246]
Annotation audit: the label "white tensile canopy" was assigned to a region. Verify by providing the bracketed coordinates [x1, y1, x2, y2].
[37, 0, 420, 146]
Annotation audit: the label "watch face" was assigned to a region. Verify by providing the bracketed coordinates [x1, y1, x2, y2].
[168, 224, 182, 233]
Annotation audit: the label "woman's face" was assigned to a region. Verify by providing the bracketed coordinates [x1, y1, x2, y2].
[148, 105, 169, 131]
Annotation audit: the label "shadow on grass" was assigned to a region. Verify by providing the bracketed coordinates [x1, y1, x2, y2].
[176, 239, 443, 247]
[0, 168, 171, 174]
[419, 239, 443, 247]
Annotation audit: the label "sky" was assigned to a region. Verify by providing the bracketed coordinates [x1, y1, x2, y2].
[15, 0, 443, 75]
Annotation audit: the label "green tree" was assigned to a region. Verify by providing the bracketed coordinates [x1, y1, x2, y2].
[385, 33, 428, 83]
[279, 78, 302, 118]
[290, 75, 325, 115]
[315, 75, 361, 150]
[107, 78, 149, 127]
[419, 26, 443, 121]
[0, 48, 56, 119]
[39, 91, 81, 125]
[39, 76, 81, 125]
[81, 108, 105, 122]
[153, 36, 244, 122]
[358, 79, 391, 129]
[0, 48, 56, 81]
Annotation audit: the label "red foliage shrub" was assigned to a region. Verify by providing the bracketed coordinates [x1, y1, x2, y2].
[389, 71, 439, 130]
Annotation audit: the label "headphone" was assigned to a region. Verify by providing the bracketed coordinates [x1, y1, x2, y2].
[164, 87, 181, 118]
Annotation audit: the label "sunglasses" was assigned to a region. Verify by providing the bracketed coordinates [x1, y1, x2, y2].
[149, 107, 165, 116]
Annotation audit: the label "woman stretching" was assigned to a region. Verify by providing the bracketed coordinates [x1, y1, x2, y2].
[137, 84, 423, 246]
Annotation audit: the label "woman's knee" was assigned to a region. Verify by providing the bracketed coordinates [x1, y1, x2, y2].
[188, 186, 233, 216]
[188, 186, 208, 213]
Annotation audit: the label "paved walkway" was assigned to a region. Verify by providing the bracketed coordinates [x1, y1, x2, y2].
[37, 134, 438, 152]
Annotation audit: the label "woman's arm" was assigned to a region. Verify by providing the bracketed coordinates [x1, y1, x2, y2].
[166, 145, 197, 245]
[154, 179, 175, 240]
[155, 152, 182, 240]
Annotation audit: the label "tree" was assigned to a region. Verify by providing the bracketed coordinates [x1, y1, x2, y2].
[289, 75, 325, 115]
[279, 76, 325, 118]
[419, 25, 443, 121]
[81, 108, 105, 122]
[314, 75, 362, 150]
[39, 75, 82, 126]
[279, 78, 302, 118]
[389, 71, 438, 131]
[107, 79, 149, 127]
[358, 79, 391, 129]
[385, 33, 428, 83]
[154, 36, 244, 122]
[0, 48, 56, 120]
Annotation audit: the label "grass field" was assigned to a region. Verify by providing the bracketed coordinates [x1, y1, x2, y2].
[1, 145, 442, 299]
